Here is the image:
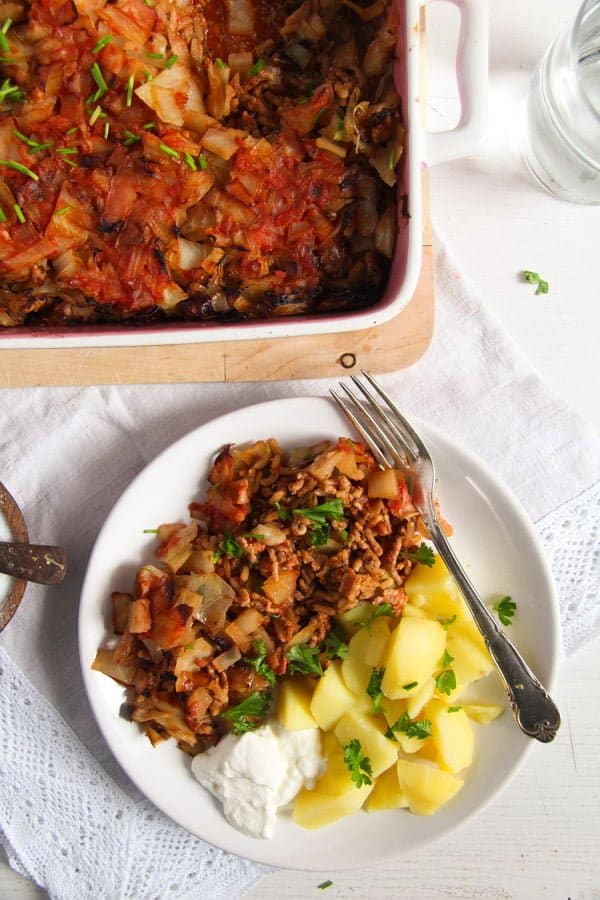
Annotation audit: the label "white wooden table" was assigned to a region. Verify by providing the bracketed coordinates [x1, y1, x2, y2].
[2, 0, 599, 896]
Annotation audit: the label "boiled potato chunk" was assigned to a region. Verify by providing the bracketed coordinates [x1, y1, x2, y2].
[317, 737, 355, 796]
[397, 758, 463, 815]
[277, 679, 317, 731]
[364, 618, 391, 667]
[406, 677, 435, 719]
[404, 556, 461, 617]
[381, 618, 446, 699]
[462, 702, 505, 724]
[365, 765, 409, 812]
[426, 699, 474, 773]
[335, 601, 372, 635]
[293, 780, 372, 829]
[383, 698, 429, 754]
[402, 603, 428, 619]
[334, 709, 398, 777]
[445, 632, 494, 697]
[310, 660, 355, 731]
[341, 627, 372, 695]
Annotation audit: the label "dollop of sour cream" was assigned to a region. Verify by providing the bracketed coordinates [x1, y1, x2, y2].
[191, 723, 323, 839]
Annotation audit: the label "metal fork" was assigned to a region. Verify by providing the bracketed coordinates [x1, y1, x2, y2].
[331, 371, 561, 743]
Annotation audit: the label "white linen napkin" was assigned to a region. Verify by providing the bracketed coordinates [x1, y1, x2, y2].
[1, 233, 599, 899]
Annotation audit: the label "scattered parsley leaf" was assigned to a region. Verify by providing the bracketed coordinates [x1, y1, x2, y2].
[358, 602, 394, 631]
[385, 710, 431, 741]
[435, 669, 456, 696]
[248, 58, 266, 76]
[309, 522, 330, 546]
[447, 706, 462, 713]
[143, 528, 158, 534]
[366, 667, 385, 713]
[220, 691, 271, 734]
[321, 627, 349, 660]
[247, 639, 276, 686]
[404, 543, 435, 567]
[402, 681, 418, 691]
[493, 595, 517, 626]
[318, 881, 333, 891]
[522, 270, 549, 295]
[342, 738, 373, 788]
[274, 500, 291, 522]
[293, 498, 344, 524]
[216, 534, 243, 559]
[439, 614, 457, 630]
[339, 528, 349, 542]
[440, 649, 454, 668]
[286, 643, 323, 677]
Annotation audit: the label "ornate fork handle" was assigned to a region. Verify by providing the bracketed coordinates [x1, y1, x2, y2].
[429, 519, 561, 743]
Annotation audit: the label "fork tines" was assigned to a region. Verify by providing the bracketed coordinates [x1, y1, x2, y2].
[330, 371, 422, 471]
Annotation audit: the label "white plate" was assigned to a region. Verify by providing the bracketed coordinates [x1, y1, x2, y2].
[79, 397, 560, 870]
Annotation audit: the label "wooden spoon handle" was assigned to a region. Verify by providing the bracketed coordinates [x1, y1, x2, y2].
[0, 542, 67, 584]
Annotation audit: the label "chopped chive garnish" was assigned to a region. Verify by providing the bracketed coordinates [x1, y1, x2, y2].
[13, 129, 52, 151]
[13, 202, 25, 223]
[159, 142, 179, 159]
[0, 78, 25, 104]
[215, 57, 226, 69]
[248, 58, 265, 76]
[90, 62, 108, 99]
[165, 54, 178, 68]
[55, 205, 72, 216]
[0, 18, 11, 54]
[126, 73, 134, 107]
[89, 104, 104, 125]
[1, 17, 12, 33]
[92, 35, 113, 54]
[56, 147, 78, 155]
[144, 0, 154, 6]
[63, 158, 78, 168]
[0, 206, 6, 222]
[388, 148, 397, 171]
[146, 51, 163, 60]
[142, 121, 156, 130]
[123, 129, 140, 146]
[66, 126, 78, 135]
[103, 121, 110, 139]
[0, 159, 39, 180]
[143, 69, 153, 82]
[183, 151, 197, 170]
[198, 153, 208, 169]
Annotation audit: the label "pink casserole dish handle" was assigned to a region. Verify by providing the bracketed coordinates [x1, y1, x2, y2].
[424, 0, 489, 165]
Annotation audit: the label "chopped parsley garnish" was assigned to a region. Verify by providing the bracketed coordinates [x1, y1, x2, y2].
[247, 639, 276, 686]
[248, 58, 266, 76]
[293, 498, 344, 523]
[214, 534, 243, 560]
[440, 649, 454, 668]
[309, 522, 331, 546]
[439, 614, 457, 630]
[435, 668, 456, 696]
[522, 270, 549, 295]
[0, 159, 38, 181]
[447, 706, 462, 713]
[493, 595, 517, 626]
[285, 643, 323, 677]
[404, 543, 435, 567]
[274, 500, 291, 522]
[358, 602, 394, 631]
[0, 78, 25, 104]
[385, 711, 431, 741]
[366, 667, 385, 713]
[92, 35, 113, 54]
[342, 738, 372, 788]
[318, 881, 333, 890]
[339, 528, 349, 542]
[220, 691, 271, 734]
[321, 627, 349, 661]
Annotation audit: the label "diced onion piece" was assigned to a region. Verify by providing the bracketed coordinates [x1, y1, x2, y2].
[286, 618, 319, 647]
[185, 549, 216, 574]
[225, 0, 254, 35]
[135, 64, 189, 127]
[315, 137, 347, 158]
[367, 468, 400, 499]
[213, 645, 242, 672]
[131, 695, 197, 747]
[92, 648, 137, 685]
[195, 573, 236, 631]
[228, 51, 253, 72]
[225, 608, 263, 651]
[201, 125, 243, 160]
[112, 592, 131, 635]
[253, 523, 287, 546]
[374, 204, 397, 259]
[173, 637, 215, 677]
[263, 569, 298, 605]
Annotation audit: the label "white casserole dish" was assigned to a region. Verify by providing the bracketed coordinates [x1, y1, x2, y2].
[0, 0, 487, 350]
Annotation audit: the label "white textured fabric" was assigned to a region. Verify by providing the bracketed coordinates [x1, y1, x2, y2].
[0, 233, 599, 899]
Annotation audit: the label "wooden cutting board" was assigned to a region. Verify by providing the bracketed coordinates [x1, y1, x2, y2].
[0, 230, 433, 387]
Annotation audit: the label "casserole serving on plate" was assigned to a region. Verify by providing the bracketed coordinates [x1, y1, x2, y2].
[0, 0, 486, 348]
